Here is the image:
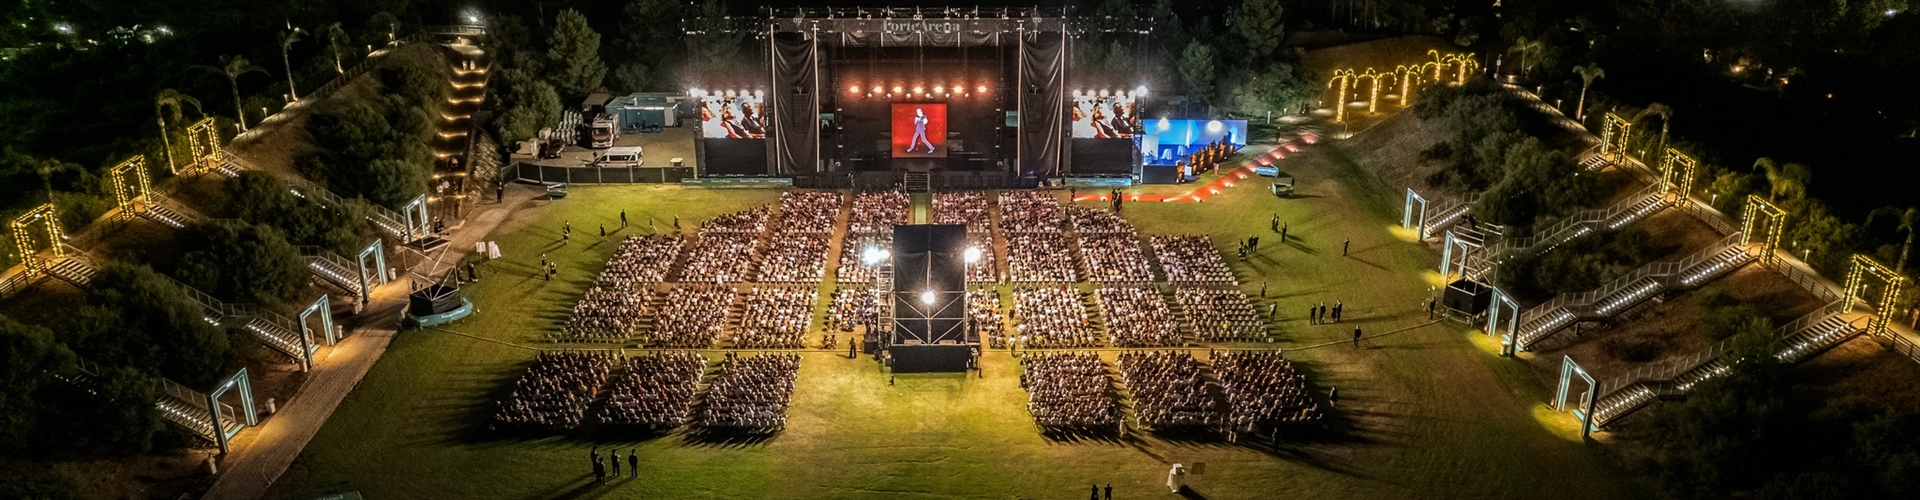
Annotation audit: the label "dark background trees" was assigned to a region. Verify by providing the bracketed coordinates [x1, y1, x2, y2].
[175, 220, 306, 307]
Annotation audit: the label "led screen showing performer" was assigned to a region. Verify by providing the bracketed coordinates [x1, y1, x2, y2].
[1071, 92, 1141, 139]
[891, 103, 948, 158]
[698, 93, 767, 139]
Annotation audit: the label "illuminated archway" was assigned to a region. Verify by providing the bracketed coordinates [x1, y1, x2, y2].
[1660, 148, 1697, 202]
[1599, 113, 1632, 163]
[10, 204, 64, 276]
[184, 117, 222, 175]
[1488, 286, 1522, 356]
[1403, 188, 1429, 236]
[1740, 195, 1788, 262]
[110, 156, 153, 221]
[1843, 255, 1906, 336]
[1555, 356, 1600, 440]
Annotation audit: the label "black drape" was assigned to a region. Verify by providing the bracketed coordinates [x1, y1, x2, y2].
[1019, 31, 1066, 178]
[771, 32, 819, 175]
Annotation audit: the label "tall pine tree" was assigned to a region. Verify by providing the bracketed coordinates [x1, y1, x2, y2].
[546, 9, 607, 99]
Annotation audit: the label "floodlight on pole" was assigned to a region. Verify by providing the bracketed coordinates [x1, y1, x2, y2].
[963, 246, 982, 264]
[921, 290, 937, 305]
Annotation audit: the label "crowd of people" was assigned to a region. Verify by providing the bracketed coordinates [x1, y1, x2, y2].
[491, 350, 616, 429]
[694, 353, 801, 433]
[836, 233, 889, 283]
[559, 235, 684, 341]
[1117, 351, 1220, 430]
[1020, 352, 1119, 432]
[849, 190, 910, 234]
[1013, 285, 1097, 348]
[734, 286, 817, 349]
[1007, 232, 1080, 282]
[933, 191, 992, 233]
[1068, 206, 1133, 234]
[701, 205, 772, 233]
[648, 285, 734, 348]
[756, 233, 828, 282]
[1152, 235, 1237, 284]
[827, 286, 883, 334]
[596, 351, 706, 428]
[1097, 287, 1183, 347]
[969, 289, 1006, 349]
[1080, 233, 1155, 283]
[679, 232, 761, 283]
[1215, 351, 1322, 436]
[1176, 288, 1265, 341]
[1000, 190, 1063, 232]
[776, 191, 841, 233]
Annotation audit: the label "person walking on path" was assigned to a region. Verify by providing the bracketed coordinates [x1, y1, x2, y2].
[1343, 237, 1350, 256]
[628, 450, 638, 478]
[1352, 326, 1363, 347]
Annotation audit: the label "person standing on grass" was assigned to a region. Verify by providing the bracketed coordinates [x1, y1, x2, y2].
[1330, 387, 1339, 407]
[1429, 298, 1437, 319]
[1104, 482, 1112, 500]
[599, 224, 606, 238]
[620, 210, 627, 228]
[1281, 222, 1289, 242]
[1090, 484, 1099, 500]
[1353, 326, 1363, 347]
[610, 448, 621, 477]
[628, 449, 638, 478]
[593, 456, 606, 484]
[1309, 304, 1318, 324]
[1271, 214, 1279, 232]
[1343, 237, 1350, 256]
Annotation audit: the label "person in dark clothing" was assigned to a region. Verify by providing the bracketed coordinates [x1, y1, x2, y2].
[1104, 483, 1113, 500]
[599, 224, 606, 238]
[593, 458, 606, 483]
[1090, 484, 1100, 500]
[1330, 387, 1340, 407]
[1260, 281, 1268, 297]
[1281, 223, 1288, 242]
[628, 450, 638, 477]
[849, 341, 857, 358]
[467, 262, 478, 282]
[1428, 298, 1437, 319]
[496, 183, 504, 202]
[1343, 237, 1350, 256]
[1333, 302, 1343, 323]
[620, 210, 628, 227]
[1271, 214, 1279, 232]
[1319, 303, 1328, 322]
[1352, 327, 1363, 347]
[611, 448, 621, 477]
[1251, 235, 1259, 249]
[1309, 305, 1318, 324]
[673, 214, 680, 230]
[564, 220, 571, 236]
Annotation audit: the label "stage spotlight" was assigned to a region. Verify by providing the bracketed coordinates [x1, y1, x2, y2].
[1207, 120, 1224, 133]
[894, 86, 903, 93]
[914, 86, 924, 93]
[689, 88, 704, 97]
[921, 290, 937, 305]
[872, 86, 882, 93]
[964, 247, 982, 264]
[1158, 118, 1171, 131]
[977, 85, 987, 93]
[934, 86, 944, 93]
[862, 246, 890, 265]
[1136, 85, 1148, 96]
[850, 85, 860, 93]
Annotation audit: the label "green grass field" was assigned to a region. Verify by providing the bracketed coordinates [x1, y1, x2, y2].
[270, 147, 1645, 499]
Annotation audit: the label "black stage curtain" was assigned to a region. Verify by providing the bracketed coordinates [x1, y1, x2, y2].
[1019, 31, 1066, 178]
[771, 32, 819, 175]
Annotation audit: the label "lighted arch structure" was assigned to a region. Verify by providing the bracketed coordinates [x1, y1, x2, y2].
[1555, 356, 1600, 440]
[205, 368, 257, 453]
[1843, 255, 1906, 337]
[10, 204, 64, 276]
[1740, 195, 1788, 262]
[110, 156, 153, 221]
[1599, 113, 1632, 164]
[184, 117, 222, 175]
[1660, 148, 1696, 202]
[1487, 286, 1521, 356]
[1402, 188, 1430, 236]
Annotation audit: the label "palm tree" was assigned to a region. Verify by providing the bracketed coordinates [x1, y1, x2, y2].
[1751, 157, 1809, 203]
[325, 23, 351, 74]
[1508, 37, 1544, 77]
[1867, 206, 1918, 273]
[34, 158, 76, 205]
[154, 89, 203, 174]
[1572, 63, 1605, 120]
[1636, 103, 1672, 159]
[280, 27, 308, 100]
[201, 55, 267, 131]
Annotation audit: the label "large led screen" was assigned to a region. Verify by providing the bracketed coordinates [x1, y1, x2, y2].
[1070, 93, 1142, 139]
[891, 103, 948, 158]
[698, 93, 767, 139]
